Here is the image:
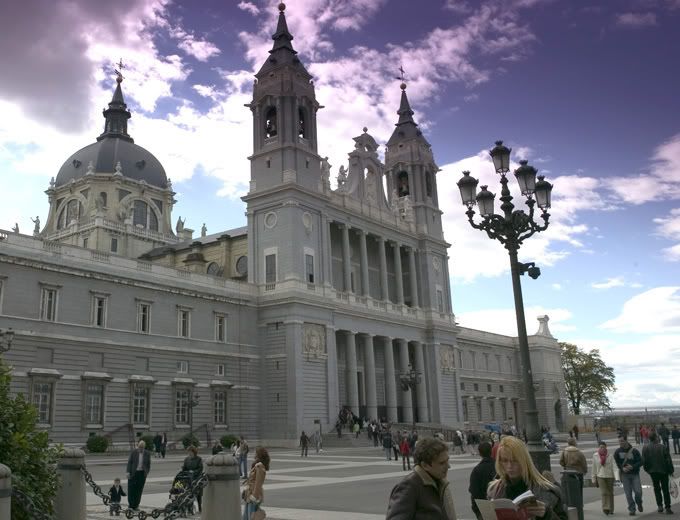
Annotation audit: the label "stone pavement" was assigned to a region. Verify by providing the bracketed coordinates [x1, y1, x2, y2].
[83, 440, 680, 520]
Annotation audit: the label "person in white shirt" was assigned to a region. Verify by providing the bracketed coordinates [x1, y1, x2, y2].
[592, 441, 619, 516]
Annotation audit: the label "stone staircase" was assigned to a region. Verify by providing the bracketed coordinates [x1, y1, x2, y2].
[321, 431, 378, 448]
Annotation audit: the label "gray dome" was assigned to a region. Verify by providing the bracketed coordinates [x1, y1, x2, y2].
[55, 137, 168, 188]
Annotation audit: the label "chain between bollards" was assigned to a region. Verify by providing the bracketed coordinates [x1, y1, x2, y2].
[81, 464, 208, 520]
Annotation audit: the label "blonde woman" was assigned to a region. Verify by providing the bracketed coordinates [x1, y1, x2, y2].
[592, 441, 618, 515]
[488, 436, 567, 519]
[242, 446, 270, 520]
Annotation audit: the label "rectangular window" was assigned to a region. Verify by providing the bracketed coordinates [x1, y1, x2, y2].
[215, 314, 226, 343]
[216, 364, 225, 376]
[40, 287, 58, 321]
[265, 254, 276, 284]
[132, 384, 149, 424]
[487, 383, 492, 392]
[305, 253, 314, 283]
[436, 289, 444, 313]
[175, 388, 190, 425]
[473, 383, 479, 391]
[462, 399, 469, 422]
[85, 382, 104, 424]
[214, 391, 227, 424]
[177, 360, 189, 374]
[32, 382, 53, 424]
[178, 309, 191, 337]
[111, 238, 118, 253]
[83, 238, 88, 248]
[500, 384, 504, 393]
[137, 302, 150, 333]
[92, 296, 107, 327]
[460, 382, 465, 390]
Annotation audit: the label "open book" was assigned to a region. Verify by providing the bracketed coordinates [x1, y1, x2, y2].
[475, 490, 537, 520]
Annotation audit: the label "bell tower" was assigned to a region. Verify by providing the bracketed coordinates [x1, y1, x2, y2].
[384, 82, 443, 239]
[246, 2, 323, 194]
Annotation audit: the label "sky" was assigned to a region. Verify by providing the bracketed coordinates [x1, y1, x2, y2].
[1, 0, 679, 409]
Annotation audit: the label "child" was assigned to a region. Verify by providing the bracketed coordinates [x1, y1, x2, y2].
[109, 478, 126, 516]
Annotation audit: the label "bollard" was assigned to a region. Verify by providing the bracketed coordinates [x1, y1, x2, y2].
[0, 464, 10, 520]
[560, 469, 584, 520]
[55, 448, 86, 520]
[202, 453, 241, 520]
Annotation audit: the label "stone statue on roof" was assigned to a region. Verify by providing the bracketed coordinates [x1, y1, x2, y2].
[201, 223, 207, 237]
[31, 216, 40, 235]
[176, 216, 185, 234]
[337, 165, 347, 190]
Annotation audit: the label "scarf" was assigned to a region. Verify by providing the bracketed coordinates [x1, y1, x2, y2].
[598, 446, 607, 466]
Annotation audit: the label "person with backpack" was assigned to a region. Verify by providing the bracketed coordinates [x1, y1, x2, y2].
[614, 435, 644, 515]
[642, 431, 675, 514]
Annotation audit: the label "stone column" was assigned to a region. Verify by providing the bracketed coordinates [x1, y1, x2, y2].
[363, 334, 378, 420]
[322, 216, 332, 287]
[413, 341, 429, 422]
[393, 241, 404, 304]
[346, 331, 360, 414]
[397, 338, 413, 423]
[383, 337, 398, 423]
[0, 464, 10, 520]
[359, 230, 370, 297]
[378, 236, 389, 301]
[203, 453, 240, 519]
[408, 247, 419, 307]
[326, 326, 339, 424]
[341, 224, 352, 292]
[55, 448, 86, 520]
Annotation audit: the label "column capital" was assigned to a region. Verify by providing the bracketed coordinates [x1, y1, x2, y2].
[377, 235, 386, 243]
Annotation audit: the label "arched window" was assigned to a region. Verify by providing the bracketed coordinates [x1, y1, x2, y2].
[57, 199, 82, 228]
[99, 192, 107, 207]
[133, 200, 159, 231]
[264, 107, 277, 138]
[425, 171, 433, 198]
[298, 107, 306, 138]
[207, 262, 221, 276]
[397, 171, 409, 197]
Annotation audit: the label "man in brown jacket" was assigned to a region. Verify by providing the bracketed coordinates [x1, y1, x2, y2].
[560, 438, 588, 486]
[386, 437, 457, 519]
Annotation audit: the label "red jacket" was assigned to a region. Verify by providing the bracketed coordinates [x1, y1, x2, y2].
[399, 439, 411, 455]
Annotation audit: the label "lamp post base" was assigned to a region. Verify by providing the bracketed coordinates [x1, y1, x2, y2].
[528, 444, 551, 473]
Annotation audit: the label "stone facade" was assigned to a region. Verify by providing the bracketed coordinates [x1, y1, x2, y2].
[0, 4, 567, 446]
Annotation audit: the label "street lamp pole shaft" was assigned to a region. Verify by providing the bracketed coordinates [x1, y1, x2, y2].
[509, 247, 549, 472]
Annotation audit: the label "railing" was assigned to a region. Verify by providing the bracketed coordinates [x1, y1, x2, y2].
[102, 422, 136, 450]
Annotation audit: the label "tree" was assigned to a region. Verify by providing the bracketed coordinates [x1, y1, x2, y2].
[560, 342, 616, 415]
[0, 356, 61, 520]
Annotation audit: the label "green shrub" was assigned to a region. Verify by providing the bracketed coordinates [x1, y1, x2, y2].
[220, 434, 238, 449]
[181, 432, 200, 448]
[86, 434, 109, 453]
[140, 434, 155, 451]
[0, 357, 62, 520]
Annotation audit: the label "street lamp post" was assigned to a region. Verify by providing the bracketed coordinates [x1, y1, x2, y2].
[457, 141, 553, 472]
[399, 364, 422, 433]
[189, 393, 200, 440]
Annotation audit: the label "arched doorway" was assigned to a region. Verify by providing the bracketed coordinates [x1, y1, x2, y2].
[554, 400, 564, 431]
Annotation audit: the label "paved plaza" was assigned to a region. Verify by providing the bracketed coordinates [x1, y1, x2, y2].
[82, 435, 680, 519]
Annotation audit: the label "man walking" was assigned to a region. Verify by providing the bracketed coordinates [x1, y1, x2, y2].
[672, 425, 680, 455]
[614, 435, 644, 516]
[386, 437, 457, 519]
[559, 438, 588, 486]
[642, 431, 675, 514]
[239, 435, 249, 477]
[468, 441, 496, 520]
[383, 429, 394, 461]
[299, 430, 309, 457]
[658, 423, 671, 452]
[126, 440, 151, 511]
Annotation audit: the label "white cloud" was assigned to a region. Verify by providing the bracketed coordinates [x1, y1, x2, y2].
[590, 276, 642, 290]
[615, 12, 657, 28]
[604, 134, 680, 205]
[177, 35, 220, 62]
[654, 207, 680, 261]
[457, 306, 574, 337]
[237, 1, 260, 16]
[551, 283, 562, 290]
[600, 287, 680, 334]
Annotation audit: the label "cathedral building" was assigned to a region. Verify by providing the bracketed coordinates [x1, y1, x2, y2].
[0, 4, 567, 445]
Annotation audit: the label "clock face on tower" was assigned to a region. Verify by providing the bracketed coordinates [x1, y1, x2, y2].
[235, 255, 248, 276]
